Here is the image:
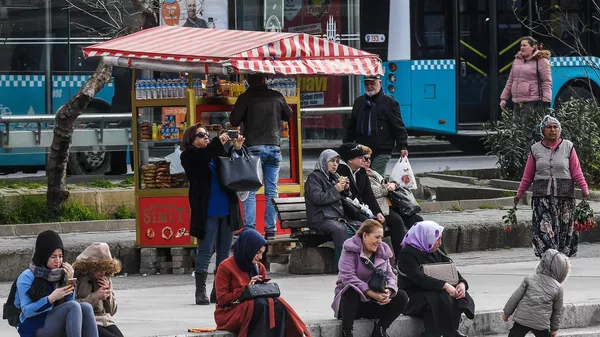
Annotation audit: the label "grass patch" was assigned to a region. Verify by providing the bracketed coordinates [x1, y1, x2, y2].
[503, 190, 517, 197]
[87, 179, 116, 188]
[0, 181, 45, 189]
[59, 202, 107, 222]
[479, 204, 496, 210]
[113, 204, 136, 219]
[450, 204, 463, 212]
[0, 195, 107, 224]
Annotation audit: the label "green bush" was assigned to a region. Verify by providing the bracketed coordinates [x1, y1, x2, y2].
[484, 99, 600, 186]
[59, 202, 107, 222]
[113, 204, 136, 219]
[16, 196, 52, 224]
[0, 195, 107, 224]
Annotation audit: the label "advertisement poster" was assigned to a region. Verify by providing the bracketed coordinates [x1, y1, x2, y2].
[160, 0, 228, 29]
[284, 0, 344, 129]
[139, 197, 192, 247]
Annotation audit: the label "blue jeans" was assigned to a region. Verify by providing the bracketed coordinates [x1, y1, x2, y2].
[35, 301, 98, 337]
[195, 216, 234, 273]
[243, 145, 281, 234]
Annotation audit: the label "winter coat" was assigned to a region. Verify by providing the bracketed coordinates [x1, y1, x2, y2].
[331, 235, 398, 318]
[501, 50, 552, 103]
[180, 138, 243, 239]
[503, 249, 570, 331]
[214, 257, 311, 337]
[304, 169, 345, 224]
[336, 162, 383, 216]
[230, 84, 292, 147]
[366, 168, 391, 216]
[343, 90, 408, 156]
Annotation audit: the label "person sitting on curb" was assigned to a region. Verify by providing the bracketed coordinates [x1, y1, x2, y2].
[73, 242, 124, 337]
[332, 219, 409, 337]
[14, 230, 98, 337]
[503, 249, 569, 337]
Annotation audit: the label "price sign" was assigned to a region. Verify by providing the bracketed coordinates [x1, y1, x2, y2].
[365, 34, 386, 43]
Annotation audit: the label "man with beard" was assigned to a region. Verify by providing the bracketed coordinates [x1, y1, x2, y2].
[343, 75, 408, 176]
[183, 0, 208, 28]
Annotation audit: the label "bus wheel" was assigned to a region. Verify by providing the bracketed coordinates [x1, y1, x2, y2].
[447, 136, 488, 154]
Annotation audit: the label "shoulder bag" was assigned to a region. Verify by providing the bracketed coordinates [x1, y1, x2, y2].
[238, 282, 280, 302]
[364, 257, 387, 293]
[419, 249, 459, 286]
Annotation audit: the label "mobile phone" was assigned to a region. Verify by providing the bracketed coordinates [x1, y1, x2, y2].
[227, 130, 239, 139]
[67, 278, 77, 287]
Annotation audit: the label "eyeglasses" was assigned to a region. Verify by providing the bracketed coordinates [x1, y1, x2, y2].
[196, 132, 209, 139]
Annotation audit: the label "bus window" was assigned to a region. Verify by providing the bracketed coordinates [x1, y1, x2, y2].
[529, 0, 588, 56]
[410, 0, 454, 60]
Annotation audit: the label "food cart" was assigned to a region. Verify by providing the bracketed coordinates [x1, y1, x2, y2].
[83, 25, 383, 248]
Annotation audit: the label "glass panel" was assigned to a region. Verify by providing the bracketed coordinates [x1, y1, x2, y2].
[410, 0, 454, 60]
[498, 0, 526, 110]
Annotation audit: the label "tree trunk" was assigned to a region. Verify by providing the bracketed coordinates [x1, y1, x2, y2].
[46, 62, 113, 218]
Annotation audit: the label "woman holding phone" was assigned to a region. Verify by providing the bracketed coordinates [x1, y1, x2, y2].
[14, 230, 98, 337]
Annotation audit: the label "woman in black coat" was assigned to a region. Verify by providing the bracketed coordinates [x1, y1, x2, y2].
[397, 221, 475, 337]
[180, 123, 245, 305]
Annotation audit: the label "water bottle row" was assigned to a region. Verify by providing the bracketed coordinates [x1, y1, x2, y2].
[135, 78, 190, 100]
[267, 77, 297, 97]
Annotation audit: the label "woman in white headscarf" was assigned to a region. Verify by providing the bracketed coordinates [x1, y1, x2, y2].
[305, 149, 361, 270]
[514, 115, 589, 257]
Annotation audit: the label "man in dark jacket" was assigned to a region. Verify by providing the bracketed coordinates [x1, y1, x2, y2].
[230, 73, 292, 240]
[336, 142, 385, 224]
[343, 75, 409, 176]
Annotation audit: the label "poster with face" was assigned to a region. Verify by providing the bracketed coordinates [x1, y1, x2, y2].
[160, 0, 228, 29]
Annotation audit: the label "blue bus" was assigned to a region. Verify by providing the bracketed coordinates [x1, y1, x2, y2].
[360, 0, 600, 151]
[0, 0, 117, 174]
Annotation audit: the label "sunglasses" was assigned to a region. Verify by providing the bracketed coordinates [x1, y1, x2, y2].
[196, 132, 209, 139]
[364, 157, 371, 161]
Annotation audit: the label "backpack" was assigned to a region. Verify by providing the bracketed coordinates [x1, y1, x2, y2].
[2, 279, 20, 327]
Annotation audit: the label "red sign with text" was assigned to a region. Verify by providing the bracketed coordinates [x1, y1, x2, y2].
[139, 196, 193, 247]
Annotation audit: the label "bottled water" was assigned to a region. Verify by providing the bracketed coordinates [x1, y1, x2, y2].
[135, 81, 142, 100]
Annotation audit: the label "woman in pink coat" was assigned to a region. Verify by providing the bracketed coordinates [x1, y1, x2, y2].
[500, 36, 552, 123]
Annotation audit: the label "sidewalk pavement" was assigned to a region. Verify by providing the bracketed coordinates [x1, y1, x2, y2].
[2, 243, 600, 337]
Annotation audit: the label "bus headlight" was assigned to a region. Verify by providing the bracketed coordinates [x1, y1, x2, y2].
[389, 63, 397, 72]
[388, 85, 396, 94]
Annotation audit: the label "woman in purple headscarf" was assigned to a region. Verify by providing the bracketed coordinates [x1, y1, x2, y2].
[396, 221, 475, 337]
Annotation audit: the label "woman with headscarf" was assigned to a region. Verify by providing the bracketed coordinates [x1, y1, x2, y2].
[14, 230, 98, 337]
[305, 149, 361, 269]
[397, 221, 475, 337]
[213, 229, 311, 337]
[73, 242, 123, 337]
[514, 115, 589, 257]
[500, 36, 552, 123]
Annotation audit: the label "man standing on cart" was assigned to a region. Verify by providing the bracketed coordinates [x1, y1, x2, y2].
[343, 75, 409, 176]
[230, 73, 292, 240]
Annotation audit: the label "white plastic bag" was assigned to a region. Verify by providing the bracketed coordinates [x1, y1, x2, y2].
[390, 157, 417, 190]
[166, 146, 185, 175]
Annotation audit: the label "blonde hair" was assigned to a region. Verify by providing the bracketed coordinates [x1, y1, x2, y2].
[356, 219, 383, 236]
[361, 145, 372, 156]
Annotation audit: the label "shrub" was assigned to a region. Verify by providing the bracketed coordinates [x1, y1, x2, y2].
[484, 99, 600, 186]
[113, 204, 136, 219]
[59, 202, 107, 222]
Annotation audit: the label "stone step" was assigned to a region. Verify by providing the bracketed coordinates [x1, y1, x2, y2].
[483, 325, 600, 337]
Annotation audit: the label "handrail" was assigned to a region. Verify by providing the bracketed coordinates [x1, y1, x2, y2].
[0, 113, 132, 124]
[300, 107, 352, 115]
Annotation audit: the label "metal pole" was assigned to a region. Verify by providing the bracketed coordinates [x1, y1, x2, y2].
[45, 0, 53, 114]
[489, 0, 499, 122]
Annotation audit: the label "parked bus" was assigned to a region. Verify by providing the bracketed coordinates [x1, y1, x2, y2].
[362, 0, 600, 152]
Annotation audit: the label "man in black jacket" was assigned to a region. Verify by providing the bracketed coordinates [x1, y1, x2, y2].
[336, 142, 385, 224]
[343, 75, 409, 176]
[230, 73, 292, 240]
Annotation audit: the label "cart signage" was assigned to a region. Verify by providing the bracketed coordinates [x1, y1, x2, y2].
[139, 196, 192, 246]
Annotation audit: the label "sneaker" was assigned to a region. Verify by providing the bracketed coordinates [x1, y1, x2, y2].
[264, 232, 276, 240]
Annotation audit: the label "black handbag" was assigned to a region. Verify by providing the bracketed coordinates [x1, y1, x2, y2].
[218, 147, 263, 192]
[365, 258, 387, 293]
[238, 282, 281, 302]
[341, 197, 371, 222]
[389, 187, 422, 216]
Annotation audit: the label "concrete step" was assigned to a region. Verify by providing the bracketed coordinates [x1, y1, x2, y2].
[484, 325, 600, 337]
[155, 303, 600, 337]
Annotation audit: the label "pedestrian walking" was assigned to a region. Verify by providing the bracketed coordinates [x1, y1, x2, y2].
[343, 75, 408, 176]
[332, 219, 409, 337]
[397, 221, 475, 337]
[230, 73, 293, 240]
[73, 242, 124, 337]
[180, 124, 246, 305]
[14, 230, 98, 337]
[213, 229, 311, 337]
[503, 249, 570, 337]
[500, 36, 552, 123]
[514, 115, 589, 257]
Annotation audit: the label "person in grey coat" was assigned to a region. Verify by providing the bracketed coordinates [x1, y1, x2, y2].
[305, 149, 361, 270]
[503, 249, 570, 337]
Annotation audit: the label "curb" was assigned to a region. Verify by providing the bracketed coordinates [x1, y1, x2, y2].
[0, 219, 135, 237]
[149, 302, 600, 337]
[420, 197, 516, 213]
[424, 172, 477, 185]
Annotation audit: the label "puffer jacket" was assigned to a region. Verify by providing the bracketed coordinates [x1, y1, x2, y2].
[304, 169, 345, 224]
[503, 249, 570, 331]
[501, 50, 552, 103]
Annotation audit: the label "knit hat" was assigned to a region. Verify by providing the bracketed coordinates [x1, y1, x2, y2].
[338, 142, 367, 162]
[73, 242, 121, 276]
[540, 115, 561, 138]
[32, 230, 64, 268]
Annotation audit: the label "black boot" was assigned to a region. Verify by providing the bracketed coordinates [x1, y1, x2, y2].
[371, 323, 390, 337]
[209, 266, 218, 304]
[195, 272, 210, 305]
[342, 328, 354, 337]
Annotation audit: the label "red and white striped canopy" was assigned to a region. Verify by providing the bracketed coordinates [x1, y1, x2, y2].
[83, 26, 383, 76]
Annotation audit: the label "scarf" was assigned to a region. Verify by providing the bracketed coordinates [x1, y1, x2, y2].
[540, 115, 561, 139]
[29, 263, 65, 282]
[356, 94, 379, 137]
[401, 220, 445, 253]
[315, 149, 340, 184]
[232, 229, 267, 272]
